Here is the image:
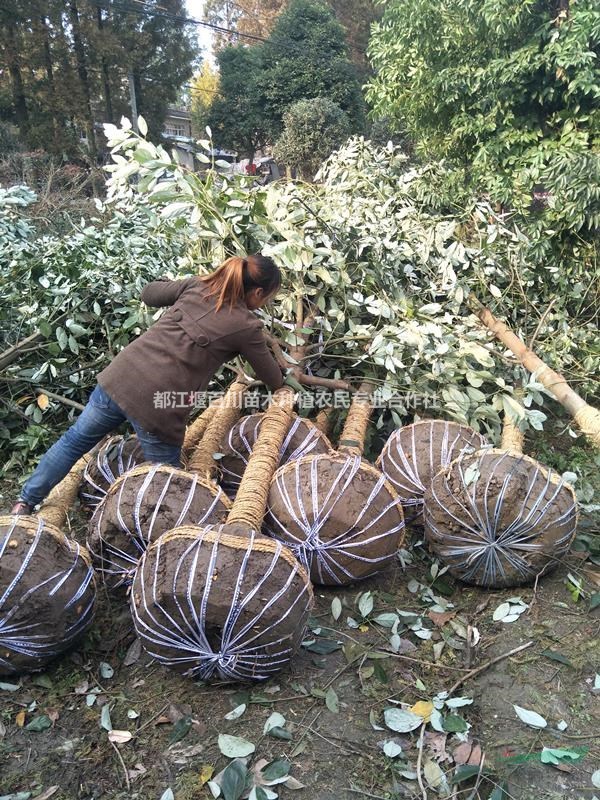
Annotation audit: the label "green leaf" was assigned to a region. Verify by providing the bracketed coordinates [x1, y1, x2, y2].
[268, 726, 293, 741]
[25, 715, 52, 732]
[442, 714, 468, 733]
[169, 716, 192, 743]
[221, 760, 248, 800]
[100, 704, 112, 732]
[384, 708, 422, 733]
[261, 758, 291, 782]
[302, 638, 341, 655]
[590, 592, 600, 611]
[451, 764, 481, 783]
[489, 782, 509, 800]
[541, 649, 572, 667]
[325, 687, 339, 713]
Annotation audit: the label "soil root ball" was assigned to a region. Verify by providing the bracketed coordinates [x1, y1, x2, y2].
[264, 453, 405, 585]
[423, 449, 578, 588]
[0, 515, 96, 675]
[79, 435, 144, 511]
[88, 464, 231, 590]
[220, 412, 331, 496]
[377, 420, 488, 525]
[131, 524, 313, 682]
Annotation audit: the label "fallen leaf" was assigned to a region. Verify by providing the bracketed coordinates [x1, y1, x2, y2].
[514, 704, 547, 729]
[15, 710, 26, 727]
[424, 758, 449, 793]
[169, 715, 192, 744]
[25, 715, 52, 732]
[427, 610, 456, 627]
[285, 777, 305, 790]
[325, 687, 339, 714]
[410, 701, 434, 722]
[384, 708, 422, 733]
[263, 712, 285, 734]
[199, 765, 214, 786]
[108, 729, 133, 744]
[123, 638, 142, 666]
[126, 763, 147, 783]
[99, 662, 114, 679]
[37, 393, 49, 410]
[224, 704, 246, 721]
[47, 709, 60, 725]
[425, 731, 450, 763]
[74, 679, 89, 695]
[218, 733, 255, 758]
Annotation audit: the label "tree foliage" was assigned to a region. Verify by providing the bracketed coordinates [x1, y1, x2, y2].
[273, 98, 351, 178]
[366, 0, 600, 242]
[204, 0, 286, 47]
[190, 62, 220, 138]
[0, 0, 199, 158]
[259, 0, 365, 137]
[206, 46, 270, 158]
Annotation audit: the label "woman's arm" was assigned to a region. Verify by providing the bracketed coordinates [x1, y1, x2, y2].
[237, 323, 285, 390]
[141, 276, 198, 307]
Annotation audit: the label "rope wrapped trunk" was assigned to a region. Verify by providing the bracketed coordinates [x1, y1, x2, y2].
[0, 515, 96, 675]
[38, 454, 92, 530]
[264, 382, 405, 585]
[131, 385, 315, 682]
[377, 420, 489, 526]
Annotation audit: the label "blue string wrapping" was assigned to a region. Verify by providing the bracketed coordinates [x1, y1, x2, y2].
[220, 413, 332, 497]
[88, 463, 231, 590]
[377, 420, 489, 525]
[0, 515, 96, 675]
[264, 453, 405, 585]
[130, 524, 313, 682]
[423, 449, 578, 588]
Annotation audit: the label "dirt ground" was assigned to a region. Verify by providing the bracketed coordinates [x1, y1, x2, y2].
[0, 493, 599, 800]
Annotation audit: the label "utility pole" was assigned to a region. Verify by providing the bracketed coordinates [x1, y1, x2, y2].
[128, 71, 139, 132]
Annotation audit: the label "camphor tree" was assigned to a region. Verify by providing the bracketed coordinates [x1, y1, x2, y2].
[273, 98, 351, 179]
[190, 61, 219, 138]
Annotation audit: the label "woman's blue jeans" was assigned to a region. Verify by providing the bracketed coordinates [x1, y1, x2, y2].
[20, 384, 181, 508]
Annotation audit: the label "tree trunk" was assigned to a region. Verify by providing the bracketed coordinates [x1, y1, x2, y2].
[67, 0, 97, 160]
[4, 22, 29, 140]
[474, 301, 600, 448]
[96, 7, 114, 122]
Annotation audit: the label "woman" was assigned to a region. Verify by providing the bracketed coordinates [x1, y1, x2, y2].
[11, 254, 285, 515]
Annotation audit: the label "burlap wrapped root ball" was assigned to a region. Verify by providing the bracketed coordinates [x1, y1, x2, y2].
[219, 412, 332, 496]
[0, 515, 96, 675]
[79, 434, 144, 511]
[131, 524, 313, 681]
[377, 420, 488, 525]
[264, 453, 405, 585]
[423, 449, 578, 588]
[88, 464, 231, 589]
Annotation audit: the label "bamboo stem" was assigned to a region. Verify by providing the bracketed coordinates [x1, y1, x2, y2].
[187, 380, 248, 479]
[473, 300, 600, 448]
[338, 381, 375, 456]
[226, 387, 297, 530]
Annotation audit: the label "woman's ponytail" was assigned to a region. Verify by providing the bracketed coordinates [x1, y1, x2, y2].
[201, 254, 281, 310]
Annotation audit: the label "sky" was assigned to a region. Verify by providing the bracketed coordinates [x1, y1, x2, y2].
[185, 0, 215, 62]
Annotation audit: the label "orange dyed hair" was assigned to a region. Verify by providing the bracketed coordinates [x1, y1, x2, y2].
[201, 254, 281, 311]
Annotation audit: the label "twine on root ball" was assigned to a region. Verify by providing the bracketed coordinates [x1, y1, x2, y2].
[423, 448, 578, 588]
[88, 463, 231, 590]
[376, 420, 488, 525]
[264, 382, 405, 586]
[131, 524, 312, 681]
[219, 411, 332, 496]
[130, 386, 314, 682]
[79, 435, 144, 512]
[88, 381, 251, 590]
[0, 515, 96, 675]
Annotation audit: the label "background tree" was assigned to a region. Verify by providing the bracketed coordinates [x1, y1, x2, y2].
[206, 45, 269, 161]
[0, 0, 200, 158]
[259, 0, 365, 137]
[366, 0, 600, 243]
[273, 98, 350, 179]
[326, 0, 380, 79]
[190, 61, 220, 138]
[205, 0, 286, 47]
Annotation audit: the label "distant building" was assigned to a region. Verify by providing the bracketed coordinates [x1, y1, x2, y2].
[162, 107, 195, 170]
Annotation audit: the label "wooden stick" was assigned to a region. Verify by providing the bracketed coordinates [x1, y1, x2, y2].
[472, 298, 600, 448]
[447, 640, 534, 695]
[416, 721, 428, 800]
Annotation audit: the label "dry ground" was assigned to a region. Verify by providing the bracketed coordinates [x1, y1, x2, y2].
[0, 493, 598, 800]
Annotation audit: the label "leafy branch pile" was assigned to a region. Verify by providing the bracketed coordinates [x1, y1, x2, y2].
[1, 121, 598, 491]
